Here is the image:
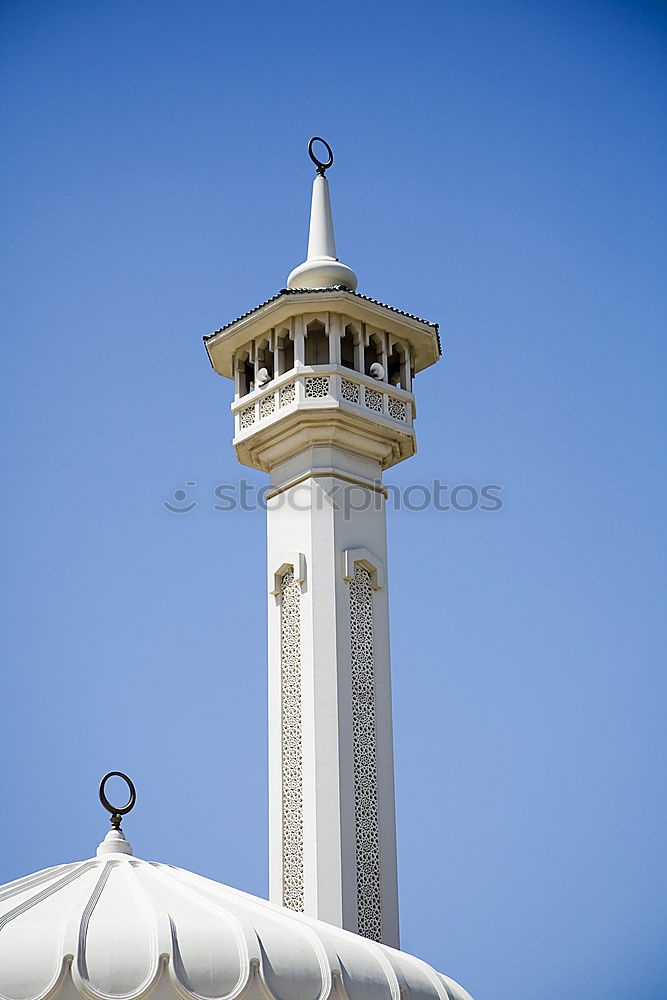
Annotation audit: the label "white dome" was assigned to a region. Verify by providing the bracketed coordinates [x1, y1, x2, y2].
[0, 839, 472, 1000]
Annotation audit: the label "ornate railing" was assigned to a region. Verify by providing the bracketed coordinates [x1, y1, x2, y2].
[232, 366, 414, 438]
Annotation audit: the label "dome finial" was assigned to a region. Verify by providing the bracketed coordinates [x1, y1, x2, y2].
[286, 137, 358, 292]
[97, 771, 136, 856]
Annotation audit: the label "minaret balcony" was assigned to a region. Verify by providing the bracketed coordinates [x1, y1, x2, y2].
[231, 364, 416, 473]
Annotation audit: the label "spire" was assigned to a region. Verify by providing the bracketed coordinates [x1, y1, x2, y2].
[286, 137, 358, 292]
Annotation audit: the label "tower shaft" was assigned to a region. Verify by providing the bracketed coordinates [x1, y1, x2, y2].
[267, 445, 399, 944]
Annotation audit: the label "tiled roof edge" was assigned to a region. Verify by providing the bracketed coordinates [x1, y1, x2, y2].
[202, 287, 441, 354]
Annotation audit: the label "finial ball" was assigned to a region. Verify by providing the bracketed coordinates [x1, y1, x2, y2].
[308, 137, 334, 176]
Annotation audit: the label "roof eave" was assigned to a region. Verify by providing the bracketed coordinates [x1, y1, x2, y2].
[204, 288, 441, 380]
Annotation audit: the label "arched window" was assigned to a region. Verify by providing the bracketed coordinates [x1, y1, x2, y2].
[341, 325, 357, 370]
[255, 341, 274, 384]
[305, 320, 329, 366]
[237, 354, 253, 395]
[365, 335, 383, 378]
[276, 329, 295, 375]
[387, 344, 404, 387]
[283, 338, 295, 373]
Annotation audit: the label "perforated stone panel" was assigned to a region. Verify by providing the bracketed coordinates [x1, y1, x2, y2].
[280, 568, 304, 911]
[305, 376, 330, 398]
[349, 565, 382, 942]
[364, 388, 383, 413]
[341, 379, 360, 404]
[387, 397, 407, 421]
[260, 394, 276, 418]
[240, 405, 255, 429]
[280, 382, 296, 407]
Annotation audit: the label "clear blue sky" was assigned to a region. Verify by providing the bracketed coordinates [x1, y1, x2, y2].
[1, 2, 666, 998]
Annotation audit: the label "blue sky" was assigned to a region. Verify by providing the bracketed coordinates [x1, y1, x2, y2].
[1, 1, 666, 998]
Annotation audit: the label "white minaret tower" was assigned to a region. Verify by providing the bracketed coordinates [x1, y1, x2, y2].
[204, 138, 440, 948]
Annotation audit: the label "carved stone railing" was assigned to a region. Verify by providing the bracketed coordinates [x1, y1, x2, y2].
[232, 366, 414, 439]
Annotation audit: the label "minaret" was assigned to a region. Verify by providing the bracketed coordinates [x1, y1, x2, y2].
[204, 139, 440, 948]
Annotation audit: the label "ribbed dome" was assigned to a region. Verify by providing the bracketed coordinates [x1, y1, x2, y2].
[0, 846, 472, 1000]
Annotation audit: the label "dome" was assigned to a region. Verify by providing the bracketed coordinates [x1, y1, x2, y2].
[0, 832, 472, 1000]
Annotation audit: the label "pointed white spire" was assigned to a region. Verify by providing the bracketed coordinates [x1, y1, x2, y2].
[287, 138, 358, 292]
[306, 174, 337, 260]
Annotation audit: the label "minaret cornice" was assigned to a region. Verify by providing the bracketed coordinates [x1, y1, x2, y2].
[204, 287, 440, 380]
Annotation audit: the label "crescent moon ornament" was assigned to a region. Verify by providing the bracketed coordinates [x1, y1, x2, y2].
[308, 137, 334, 176]
[99, 771, 137, 830]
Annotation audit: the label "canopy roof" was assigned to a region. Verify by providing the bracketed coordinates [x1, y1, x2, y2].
[204, 287, 441, 380]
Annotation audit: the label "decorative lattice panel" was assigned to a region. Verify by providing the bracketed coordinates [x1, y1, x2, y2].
[349, 564, 382, 941]
[341, 379, 360, 404]
[260, 394, 276, 418]
[280, 568, 304, 911]
[364, 388, 383, 413]
[387, 397, 407, 421]
[240, 405, 255, 429]
[305, 376, 330, 398]
[280, 382, 296, 407]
